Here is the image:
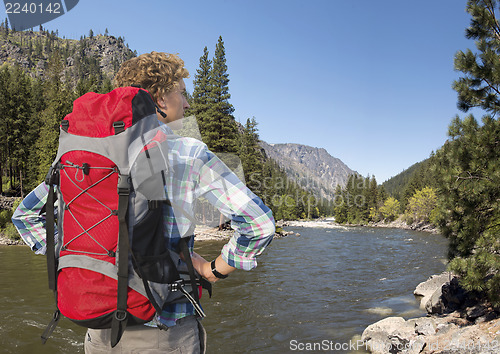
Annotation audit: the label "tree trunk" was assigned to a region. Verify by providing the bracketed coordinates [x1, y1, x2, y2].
[0, 159, 3, 195]
[9, 160, 13, 191]
[19, 167, 24, 198]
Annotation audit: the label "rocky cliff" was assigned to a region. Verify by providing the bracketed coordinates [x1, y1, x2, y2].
[260, 141, 356, 199]
[0, 28, 135, 86]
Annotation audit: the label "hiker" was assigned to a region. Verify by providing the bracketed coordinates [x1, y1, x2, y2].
[12, 52, 275, 353]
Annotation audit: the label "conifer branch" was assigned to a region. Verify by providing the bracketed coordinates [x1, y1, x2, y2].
[485, 222, 500, 232]
[484, 0, 500, 42]
[481, 76, 500, 97]
[454, 171, 493, 183]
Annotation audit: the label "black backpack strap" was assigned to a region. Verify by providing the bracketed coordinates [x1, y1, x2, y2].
[163, 199, 209, 314]
[41, 309, 61, 344]
[41, 166, 61, 344]
[45, 169, 57, 292]
[111, 175, 131, 348]
[178, 237, 205, 318]
[129, 249, 164, 316]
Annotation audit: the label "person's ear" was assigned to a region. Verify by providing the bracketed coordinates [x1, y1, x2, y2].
[157, 95, 167, 109]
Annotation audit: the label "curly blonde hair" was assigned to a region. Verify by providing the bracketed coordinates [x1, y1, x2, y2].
[113, 52, 189, 103]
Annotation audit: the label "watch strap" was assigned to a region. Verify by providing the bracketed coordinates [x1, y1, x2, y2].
[211, 260, 228, 279]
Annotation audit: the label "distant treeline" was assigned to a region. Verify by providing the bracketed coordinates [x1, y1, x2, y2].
[332, 159, 438, 226]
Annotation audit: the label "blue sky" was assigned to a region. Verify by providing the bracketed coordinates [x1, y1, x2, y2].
[2, 0, 485, 182]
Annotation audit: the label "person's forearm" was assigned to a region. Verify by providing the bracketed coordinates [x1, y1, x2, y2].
[191, 252, 235, 282]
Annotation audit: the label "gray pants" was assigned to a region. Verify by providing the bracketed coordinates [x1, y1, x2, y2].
[84, 316, 206, 354]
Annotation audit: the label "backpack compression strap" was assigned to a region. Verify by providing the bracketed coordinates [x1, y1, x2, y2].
[110, 174, 131, 348]
[164, 199, 206, 317]
[41, 166, 61, 344]
[178, 237, 205, 318]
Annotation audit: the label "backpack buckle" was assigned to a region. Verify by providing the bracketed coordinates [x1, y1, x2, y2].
[113, 121, 126, 135]
[170, 279, 184, 292]
[114, 310, 127, 321]
[45, 165, 59, 186]
[117, 175, 130, 196]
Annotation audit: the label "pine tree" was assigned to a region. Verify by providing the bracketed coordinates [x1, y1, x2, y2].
[0, 64, 11, 193]
[25, 77, 46, 190]
[437, 0, 500, 305]
[204, 36, 238, 153]
[0, 64, 38, 195]
[187, 46, 212, 137]
[332, 174, 385, 224]
[10, 65, 35, 197]
[453, 0, 500, 114]
[35, 50, 74, 182]
[367, 175, 380, 221]
[239, 117, 265, 194]
[433, 114, 500, 304]
[333, 184, 348, 223]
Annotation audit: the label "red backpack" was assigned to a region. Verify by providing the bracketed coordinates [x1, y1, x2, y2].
[42, 87, 209, 347]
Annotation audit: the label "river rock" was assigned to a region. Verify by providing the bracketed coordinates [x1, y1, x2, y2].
[0, 196, 19, 210]
[361, 317, 416, 354]
[414, 272, 453, 310]
[425, 276, 467, 315]
[466, 304, 488, 322]
[414, 317, 437, 336]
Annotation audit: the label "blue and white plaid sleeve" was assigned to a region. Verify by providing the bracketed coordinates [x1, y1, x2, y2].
[11, 182, 50, 254]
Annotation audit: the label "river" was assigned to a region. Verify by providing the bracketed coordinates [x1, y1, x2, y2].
[0, 223, 448, 353]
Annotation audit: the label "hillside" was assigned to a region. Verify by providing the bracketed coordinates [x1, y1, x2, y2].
[260, 142, 356, 200]
[0, 26, 136, 87]
[382, 160, 426, 198]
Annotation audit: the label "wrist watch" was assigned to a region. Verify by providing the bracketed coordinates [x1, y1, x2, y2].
[211, 260, 228, 279]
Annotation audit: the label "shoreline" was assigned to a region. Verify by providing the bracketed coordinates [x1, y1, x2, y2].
[0, 234, 23, 246]
[281, 217, 440, 234]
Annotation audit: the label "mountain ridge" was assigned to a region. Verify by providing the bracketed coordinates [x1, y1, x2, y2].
[259, 141, 356, 199]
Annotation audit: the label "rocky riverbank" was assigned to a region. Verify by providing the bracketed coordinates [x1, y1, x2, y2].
[368, 216, 439, 234]
[194, 220, 296, 241]
[0, 234, 23, 245]
[282, 217, 440, 234]
[361, 272, 500, 353]
[0, 196, 18, 210]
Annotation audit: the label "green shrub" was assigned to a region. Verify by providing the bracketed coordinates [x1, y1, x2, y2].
[0, 209, 13, 229]
[2, 222, 20, 241]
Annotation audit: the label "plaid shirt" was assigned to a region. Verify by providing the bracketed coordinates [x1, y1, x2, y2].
[12, 128, 275, 327]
